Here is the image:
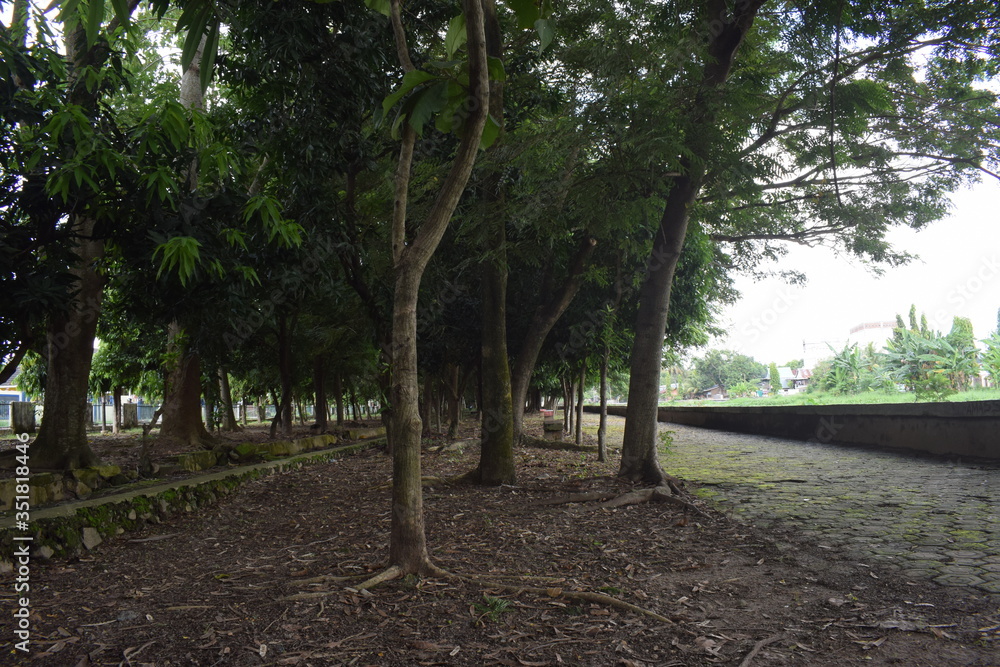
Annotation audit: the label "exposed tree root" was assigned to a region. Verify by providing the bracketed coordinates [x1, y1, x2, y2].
[335, 562, 685, 629]
[522, 435, 597, 452]
[439, 570, 692, 630]
[530, 484, 713, 519]
[528, 491, 618, 506]
[353, 565, 402, 591]
[294, 574, 367, 586]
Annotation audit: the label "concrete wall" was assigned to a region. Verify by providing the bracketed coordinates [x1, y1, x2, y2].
[588, 401, 1000, 460]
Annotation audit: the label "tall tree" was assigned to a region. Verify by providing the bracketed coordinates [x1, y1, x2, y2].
[378, 0, 490, 577]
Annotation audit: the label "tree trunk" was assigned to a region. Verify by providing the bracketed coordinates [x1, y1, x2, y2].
[334, 370, 344, 426]
[12, 402, 35, 435]
[160, 322, 213, 449]
[598, 343, 609, 462]
[420, 372, 433, 436]
[219, 369, 240, 432]
[510, 236, 597, 441]
[620, 0, 763, 484]
[386, 0, 488, 573]
[576, 362, 585, 445]
[273, 313, 294, 437]
[471, 0, 515, 486]
[564, 376, 575, 436]
[444, 363, 464, 440]
[112, 385, 123, 434]
[313, 356, 328, 432]
[29, 216, 103, 469]
[562, 376, 570, 434]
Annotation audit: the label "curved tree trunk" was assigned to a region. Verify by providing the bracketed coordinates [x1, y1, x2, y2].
[510, 236, 597, 441]
[620, 0, 764, 484]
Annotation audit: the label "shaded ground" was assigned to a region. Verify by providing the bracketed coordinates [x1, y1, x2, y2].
[1, 416, 998, 666]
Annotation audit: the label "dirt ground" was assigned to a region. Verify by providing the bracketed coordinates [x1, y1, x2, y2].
[1, 417, 998, 666]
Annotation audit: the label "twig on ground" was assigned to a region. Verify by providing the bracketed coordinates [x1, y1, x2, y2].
[739, 633, 785, 667]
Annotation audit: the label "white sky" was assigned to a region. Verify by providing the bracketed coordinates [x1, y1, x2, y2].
[713, 179, 1000, 367]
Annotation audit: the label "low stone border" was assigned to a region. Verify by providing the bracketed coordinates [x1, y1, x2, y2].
[0, 427, 387, 513]
[0, 438, 383, 568]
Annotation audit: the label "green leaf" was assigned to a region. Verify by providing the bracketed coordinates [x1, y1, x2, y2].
[153, 236, 202, 287]
[434, 81, 466, 134]
[445, 13, 467, 59]
[505, 0, 539, 29]
[179, 4, 212, 72]
[364, 0, 391, 17]
[85, 0, 105, 48]
[109, 0, 129, 23]
[200, 20, 220, 92]
[404, 81, 449, 136]
[534, 18, 554, 53]
[479, 114, 501, 150]
[382, 70, 437, 116]
[487, 56, 506, 82]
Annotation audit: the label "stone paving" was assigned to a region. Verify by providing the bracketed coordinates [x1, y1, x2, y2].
[658, 423, 1000, 593]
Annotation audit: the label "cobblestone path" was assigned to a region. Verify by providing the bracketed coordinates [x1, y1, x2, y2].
[658, 423, 1000, 593]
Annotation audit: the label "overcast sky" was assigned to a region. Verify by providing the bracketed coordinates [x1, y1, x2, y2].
[713, 180, 1000, 367]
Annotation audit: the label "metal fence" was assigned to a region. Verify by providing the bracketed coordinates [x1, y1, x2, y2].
[138, 405, 159, 423]
[0, 402, 8, 428]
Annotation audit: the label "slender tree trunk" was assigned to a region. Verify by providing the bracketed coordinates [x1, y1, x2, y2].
[510, 236, 597, 441]
[274, 313, 294, 437]
[472, 0, 515, 486]
[420, 372, 433, 436]
[598, 344, 609, 462]
[313, 356, 328, 432]
[620, 0, 764, 484]
[113, 385, 123, 434]
[562, 376, 570, 434]
[575, 362, 585, 445]
[386, 0, 488, 574]
[219, 369, 240, 431]
[334, 370, 344, 426]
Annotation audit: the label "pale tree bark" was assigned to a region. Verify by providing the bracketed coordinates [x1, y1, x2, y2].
[575, 362, 585, 445]
[620, 0, 765, 484]
[219, 369, 240, 431]
[386, 0, 489, 575]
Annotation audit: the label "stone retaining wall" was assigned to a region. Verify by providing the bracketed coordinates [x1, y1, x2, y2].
[586, 401, 1000, 459]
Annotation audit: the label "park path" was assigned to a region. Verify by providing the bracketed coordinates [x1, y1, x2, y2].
[645, 420, 1000, 592]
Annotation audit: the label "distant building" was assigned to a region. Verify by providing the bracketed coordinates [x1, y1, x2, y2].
[847, 321, 897, 350]
[764, 366, 813, 393]
[0, 368, 27, 403]
[696, 385, 726, 400]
